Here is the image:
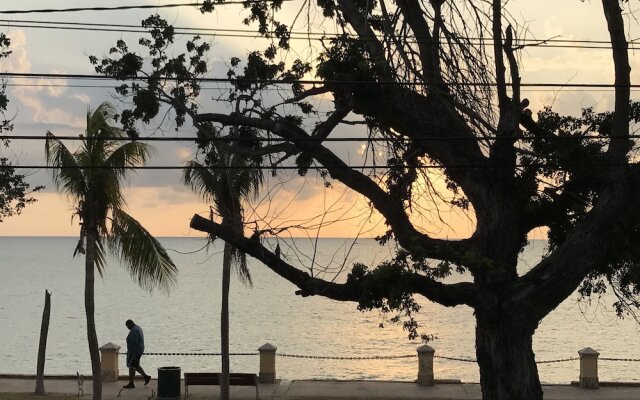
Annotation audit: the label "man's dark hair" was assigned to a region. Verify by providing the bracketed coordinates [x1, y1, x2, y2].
[125, 319, 134, 328]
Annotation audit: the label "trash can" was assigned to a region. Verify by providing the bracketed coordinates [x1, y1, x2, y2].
[157, 366, 181, 400]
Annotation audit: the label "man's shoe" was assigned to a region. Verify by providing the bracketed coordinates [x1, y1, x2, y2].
[144, 376, 151, 385]
[123, 383, 135, 389]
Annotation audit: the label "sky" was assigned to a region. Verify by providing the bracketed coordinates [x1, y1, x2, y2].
[0, 0, 638, 238]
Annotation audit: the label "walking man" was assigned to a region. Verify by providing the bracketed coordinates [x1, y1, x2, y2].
[123, 319, 151, 388]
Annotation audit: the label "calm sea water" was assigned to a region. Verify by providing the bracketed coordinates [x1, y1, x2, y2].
[0, 237, 639, 383]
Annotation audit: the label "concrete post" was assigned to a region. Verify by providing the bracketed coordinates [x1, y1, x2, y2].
[259, 343, 277, 384]
[417, 345, 435, 386]
[578, 347, 600, 389]
[99, 342, 121, 382]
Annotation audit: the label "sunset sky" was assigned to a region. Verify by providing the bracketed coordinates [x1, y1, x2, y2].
[0, 0, 638, 238]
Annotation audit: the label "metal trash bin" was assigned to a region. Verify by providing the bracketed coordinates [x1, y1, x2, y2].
[157, 366, 181, 399]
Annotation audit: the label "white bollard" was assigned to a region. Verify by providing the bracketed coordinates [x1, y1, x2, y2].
[259, 343, 277, 384]
[99, 342, 121, 382]
[417, 345, 435, 386]
[578, 347, 600, 389]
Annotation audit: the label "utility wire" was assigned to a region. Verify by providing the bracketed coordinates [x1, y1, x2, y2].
[2, 20, 637, 50]
[0, 18, 628, 44]
[1, 71, 638, 88]
[3, 135, 638, 143]
[4, 82, 639, 93]
[0, 2, 278, 15]
[1, 18, 638, 46]
[2, 163, 637, 171]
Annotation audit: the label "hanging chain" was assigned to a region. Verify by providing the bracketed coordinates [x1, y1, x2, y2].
[278, 353, 417, 360]
[76, 372, 84, 397]
[113, 351, 639, 364]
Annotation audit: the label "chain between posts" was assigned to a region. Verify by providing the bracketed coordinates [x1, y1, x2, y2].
[114, 352, 639, 364]
[536, 357, 579, 364]
[278, 353, 417, 360]
[433, 355, 476, 363]
[117, 352, 257, 356]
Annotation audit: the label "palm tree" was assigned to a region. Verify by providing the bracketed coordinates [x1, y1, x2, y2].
[45, 102, 178, 400]
[182, 134, 262, 400]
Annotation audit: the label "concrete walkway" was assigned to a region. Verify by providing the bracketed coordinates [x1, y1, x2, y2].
[2, 376, 640, 399]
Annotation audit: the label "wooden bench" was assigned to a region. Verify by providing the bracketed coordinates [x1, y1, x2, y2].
[183, 372, 259, 399]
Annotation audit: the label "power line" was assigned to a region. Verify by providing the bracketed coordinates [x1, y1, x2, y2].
[2, 162, 637, 171]
[1, 18, 638, 46]
[4, 82, 639, 93]
[4, 135, 639, 143]
[2, 20, 638, 50]
[0, 2, 269, 15]
[1, 71, 639, 88]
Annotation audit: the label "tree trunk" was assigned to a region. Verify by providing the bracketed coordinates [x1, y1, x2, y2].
[35, 290, 51, 395]
[85, 231, 102, 400]
[475, 310, 542, 400]
[220, 244, 232, 400]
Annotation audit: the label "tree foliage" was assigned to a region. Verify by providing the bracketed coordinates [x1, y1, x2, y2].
[0, 158, 42, 222]
[45, 102, 177, 291]
[92, 1, 637, 398]
[0, 32, 42, 222]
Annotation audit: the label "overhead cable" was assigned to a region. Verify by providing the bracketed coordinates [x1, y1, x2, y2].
[0, 2, 278, 15]
[3, 82, 638, 93]
[2, 163, 638, 171]
[1, 71, 638, 88]
[4, 135, 640, 143]
[1, 20, 637, 50]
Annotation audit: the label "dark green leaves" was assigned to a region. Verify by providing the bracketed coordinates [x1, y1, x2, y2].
[0, 158, 42, 222]
[347, 256, 425, 340]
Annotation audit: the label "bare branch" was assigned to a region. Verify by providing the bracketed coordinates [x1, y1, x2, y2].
[190, 214, 478, 307]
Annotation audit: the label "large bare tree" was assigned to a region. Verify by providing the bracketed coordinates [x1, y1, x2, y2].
[92, 1, 639, 398]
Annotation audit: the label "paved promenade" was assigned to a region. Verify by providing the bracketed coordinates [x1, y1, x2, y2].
[2, 376, 640, 399]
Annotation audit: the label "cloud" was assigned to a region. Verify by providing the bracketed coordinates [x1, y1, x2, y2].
[3, 30, 88, 129]
[4, 30, 31, 73]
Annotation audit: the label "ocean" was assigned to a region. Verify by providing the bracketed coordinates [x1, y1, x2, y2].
[0, 236, 638, 383]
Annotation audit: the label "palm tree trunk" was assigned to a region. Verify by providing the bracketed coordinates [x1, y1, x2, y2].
[85, 230, 102, 400]
[220, 243, 232, 400]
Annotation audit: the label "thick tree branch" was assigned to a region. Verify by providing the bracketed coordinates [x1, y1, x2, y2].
[488, 25, 520, 168]
[513, 174, 637, 321]
[503, 26, 521, 107]
[283, 85, 333, 104]
[379, 1, 425, 81]
[312, 103, 353, 141]
[602, 0, 632, 165]
[396, 0, 442, 88]
[193, 111, 472, 263]
[190, 214, 477, 307]
[515, 0, 634, 314]
[337, 0, 390, 78]
[492, 0, 508, 107]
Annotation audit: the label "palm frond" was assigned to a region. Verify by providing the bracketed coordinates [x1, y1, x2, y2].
[184, 148, 263, 288]
[230, 246, 252, 287]
[182, 161, 219, 204]
[109, 208, 177, 293]
[94, 237, 107, 278]
[104, 141, 154, 183]
[73, 227, 86, 257]
[45, 131, 86, 199]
